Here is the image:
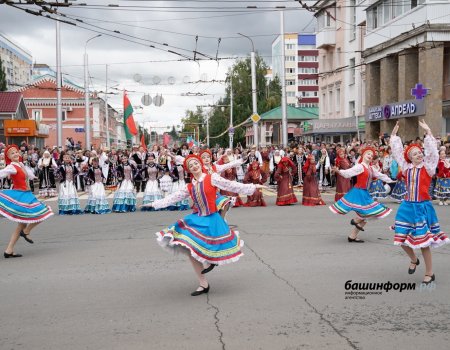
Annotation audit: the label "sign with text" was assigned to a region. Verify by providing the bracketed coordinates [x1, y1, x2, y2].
[366, 99, 425, 122]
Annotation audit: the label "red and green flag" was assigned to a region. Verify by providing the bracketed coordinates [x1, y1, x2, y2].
[123, 91, 138, 140]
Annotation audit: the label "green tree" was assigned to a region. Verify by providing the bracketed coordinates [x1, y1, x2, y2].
[205, 54, 281, 147]
[0, 58, 7, 91]
[181, 107, 206, 142]
[169, 125, 178, 140]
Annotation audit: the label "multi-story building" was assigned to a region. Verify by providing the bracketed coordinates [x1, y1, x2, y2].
[312, 0, 366, 144]
[16, 74, 124, 149]
[0, 32, 32, 90]
[272, 33, 319, 108]
[363, 0, 450, 140]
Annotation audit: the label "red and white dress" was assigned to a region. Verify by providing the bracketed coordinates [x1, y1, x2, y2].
[0, 162, 53, 223]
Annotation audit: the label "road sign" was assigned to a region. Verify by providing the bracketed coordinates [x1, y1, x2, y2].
[229, 127, 235, 135]
[250, 113, 260, 123]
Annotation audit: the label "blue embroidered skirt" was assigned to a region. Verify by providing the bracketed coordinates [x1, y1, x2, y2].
[330, 188, 391, 219]
[0, 190, 53, 223]
[155, 212, 244, 265]
[393, 200, 449, 249]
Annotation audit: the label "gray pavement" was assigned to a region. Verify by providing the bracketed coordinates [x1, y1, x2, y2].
[1, 191, 449, 350]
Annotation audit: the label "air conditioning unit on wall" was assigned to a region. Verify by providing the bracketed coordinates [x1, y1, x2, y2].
[66, 107, 73, 112]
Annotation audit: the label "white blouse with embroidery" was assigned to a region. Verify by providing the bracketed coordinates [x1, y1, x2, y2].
[338, 163, 394, 183]
[390, 135, 439, 177]
[0, 162, 36, 180]
[151, 172, 256, 210]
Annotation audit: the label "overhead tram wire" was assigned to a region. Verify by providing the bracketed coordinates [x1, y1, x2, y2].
[5, 3, 209, 61]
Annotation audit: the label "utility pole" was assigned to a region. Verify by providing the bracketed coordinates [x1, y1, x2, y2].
[105, 64, 110, 149]
[56, 18, 62, 148]
[238, 33, 258, 148]
[280, 10, 288, 147]
[229, 76, 234, 149]
[84, 34, 101, 151]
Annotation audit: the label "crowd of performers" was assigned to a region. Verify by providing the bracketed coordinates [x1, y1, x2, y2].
[1, 121, 449, 291]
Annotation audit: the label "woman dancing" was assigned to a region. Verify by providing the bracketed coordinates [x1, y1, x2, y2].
[390, 120, 449, 284]
[0, 145, 53, 258]
[142, 154, 265, 296]
[330, 146, 395, 243]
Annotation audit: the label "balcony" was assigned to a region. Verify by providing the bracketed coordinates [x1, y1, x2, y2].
[316, 27, 336, 49]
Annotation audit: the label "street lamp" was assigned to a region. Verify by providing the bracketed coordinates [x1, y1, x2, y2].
[84, 34, 102, 150]
[238, 32, 258, 148]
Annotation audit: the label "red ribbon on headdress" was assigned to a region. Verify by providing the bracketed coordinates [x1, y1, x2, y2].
[358, 147, 377, 163]
[183, 154, 204, 172]
[4, 144, 19, 165]
[403, 143, 422, 163]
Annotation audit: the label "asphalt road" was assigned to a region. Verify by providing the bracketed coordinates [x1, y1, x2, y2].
[1, 190, 449, 350]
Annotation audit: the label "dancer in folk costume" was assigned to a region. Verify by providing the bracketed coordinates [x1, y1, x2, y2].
[22, 153, 36, 192]
[84, 158, 111, 214]
[198, 149, 243, 216]
[0, 145, 53, 258]
[243, 160, 268, 207]
[74, 150, 88, 192]
[219, 155, 245, 207]
[38, 150, 58, 197]
[170, 157, 190, 211]
[302, 155, 325, 206]
[57, 153, 83, 215]
[295, 147, 307, 186]
[233, 148, 246, 182]
[159, 166, 175, 200]
[112, 156, 137, 213]
[434, 149, 450, 205]
[141, 154, 164, 211]
[274, 157, 298, 206]
[334, 148, 352, 201]
[390, 168, 407, 203]
[269, 149, 282, 185]
[260, 147, 271, 177]
[330, 146, 395, 243]
[390, 121, 449, 284]
[105, 150, 119, 192]
[317, 148, 331, 190]
[368, 155, 389, 199]
[142, 154, 265, 296]
[0, 152, 12, 190]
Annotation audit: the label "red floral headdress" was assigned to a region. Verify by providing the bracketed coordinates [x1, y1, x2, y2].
[4, 144, 19, 165]
[358, 147, 377, 163]
[199, 149, 212, 159]
[183, 154, 204, 172]
[403, 143, 422, 163]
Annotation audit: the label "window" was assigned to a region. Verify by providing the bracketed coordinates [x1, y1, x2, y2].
[336, 88, 341, 112]
[286, 80, 296, 86]
[383, 0, 391, 23]
[287, 91, 296, 97]
[32, 109, 42, 122]
[322, 93, 327, 115]
[349, 101, 355, 117]
[299, 56, 317, 62]
[350, 0, 356, 40]
[299, 68, 317, 74]
[286, 44, 295, 50]
[329, 90, 333, 113]
[62, 110, 67, 122]
[285, 56, 296, 61]
[349, 58, 356, 85]
[336, 48, 341, 68]
[286, 68, 295, 74]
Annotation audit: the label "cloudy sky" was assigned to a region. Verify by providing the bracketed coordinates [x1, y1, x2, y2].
[0, 0, 316, 130]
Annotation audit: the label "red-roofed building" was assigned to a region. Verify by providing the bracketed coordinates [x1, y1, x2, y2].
[16, 74, 123, 149]
[0, 92, 49, 146]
